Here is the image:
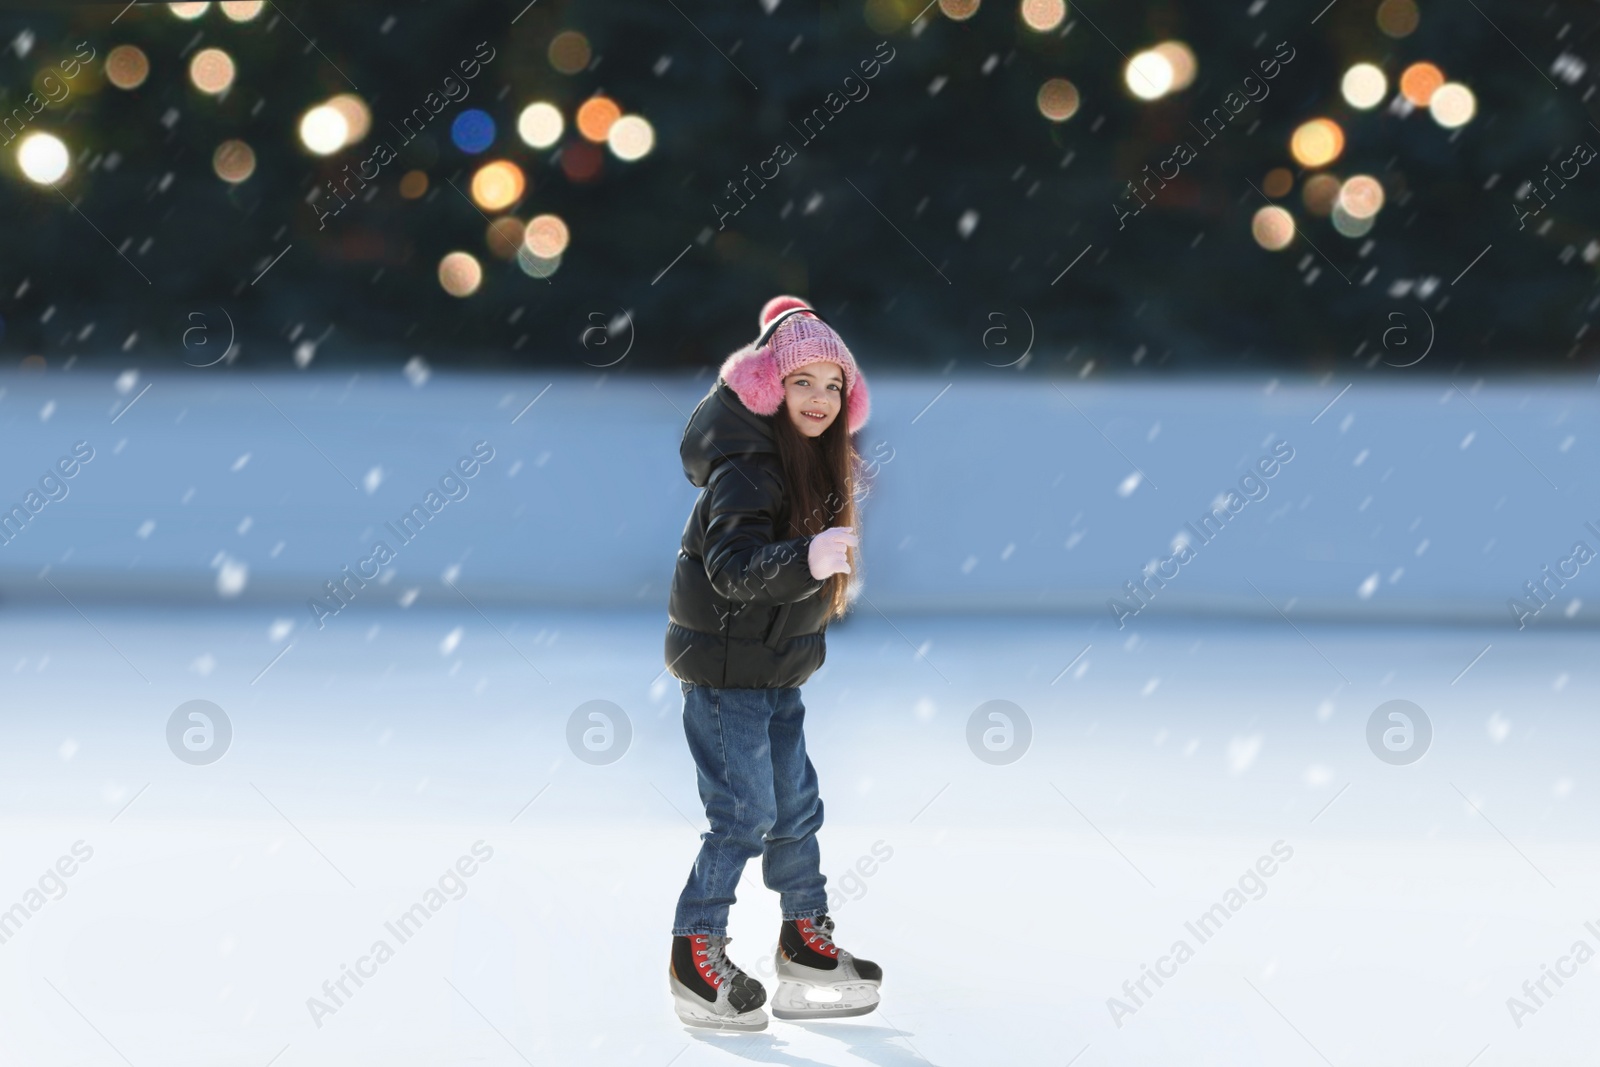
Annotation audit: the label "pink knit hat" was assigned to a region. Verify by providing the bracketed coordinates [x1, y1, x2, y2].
[719, 296, 871, 435]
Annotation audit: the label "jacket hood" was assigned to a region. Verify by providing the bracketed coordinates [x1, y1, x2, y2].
[680, 377, 778, 488]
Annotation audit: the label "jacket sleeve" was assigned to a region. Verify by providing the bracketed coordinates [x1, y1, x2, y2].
[702, 460, 826, 607]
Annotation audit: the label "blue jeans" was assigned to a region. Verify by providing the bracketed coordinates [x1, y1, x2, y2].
[672, 682, 829, 936]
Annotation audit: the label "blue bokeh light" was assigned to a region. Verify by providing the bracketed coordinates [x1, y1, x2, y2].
[451, 109, 496, 154]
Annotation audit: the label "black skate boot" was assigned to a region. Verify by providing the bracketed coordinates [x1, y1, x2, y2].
[670, 933, 768, 1031]
[772, 914, 882, 1020]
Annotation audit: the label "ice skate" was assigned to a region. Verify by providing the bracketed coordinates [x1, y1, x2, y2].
[771, 914, 882, 1020]
[670, 933, 769, 1031]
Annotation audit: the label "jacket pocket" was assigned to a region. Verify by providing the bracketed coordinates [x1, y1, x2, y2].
[762, 601, 793, 650]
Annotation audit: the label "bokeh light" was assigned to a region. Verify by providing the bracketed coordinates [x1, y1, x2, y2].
[470, 160, 526, 211]
[517, 102, 564, 149]
[1153, 41, 1197, 92]
[168, 2, 210, 19]
[607, 114, 655, 160]
[399, 170, 429, 199]
[188, 48, 236, 95]
[864, 0, 914, 32]
[1251, 206, 1295, 251]
[517, 245, 562, 279]
[1400, 62, 1444, 106]
[1376, 0, 1420, 38]
[17, 133, 69, 184]
[438, 252, 483, 297]
[1429, 83, 1476, 128]
[320, 95, 369, 146]
[451, 109, 496, 154]
[1036, 78, 1080, 122]
[524, 214, 570, 258]
[1290, 118, 1344, 168]
[220, 0, 264, 19]
[1263, 167, 1293, 198]
[560, 141, 603, 182]
[548, 30, 592, 74]
[940, 0, 981, 20]
[1125, 50, 1174, 100]
[1338, 175, 1385, 219]
[1019, 0, 1066, 32]
[106, 45, 150, 90]
[576, 95, 622, 142]
[298, 104, 349, 155]
[1332, 202, 1376, 238]
[1341, 63, 1387, 109]
[213, 139, 256, 183]
[486, 217, 525, 260]
[1302, 173, 1342, 217]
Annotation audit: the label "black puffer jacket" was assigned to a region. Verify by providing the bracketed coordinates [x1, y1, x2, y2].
[664, 378, 832, 689]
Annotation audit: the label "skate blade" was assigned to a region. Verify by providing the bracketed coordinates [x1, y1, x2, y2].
[770, 981, 880, 1021]
[672, 992, 769, 1032]
[676, 1009, 770, 1032]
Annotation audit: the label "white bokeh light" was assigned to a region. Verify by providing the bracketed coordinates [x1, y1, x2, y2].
[517, 102, 564, 149]
[1429, 83, 1477, 128]
[606, 114, 655, 161]
[298, 105, 349, 156]
[1125, 51, 1175, 101]
[1341, 63, 1388, 109]
[18, 132, 69, 184]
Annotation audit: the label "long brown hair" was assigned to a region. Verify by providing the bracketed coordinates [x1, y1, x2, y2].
[771, 385, 861, 622]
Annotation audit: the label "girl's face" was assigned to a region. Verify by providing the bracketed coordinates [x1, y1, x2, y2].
[782, 362, 844, 438]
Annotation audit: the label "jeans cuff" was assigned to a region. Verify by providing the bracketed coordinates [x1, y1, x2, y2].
[780, 905, 830, 922]
[672, 924, 728, 938]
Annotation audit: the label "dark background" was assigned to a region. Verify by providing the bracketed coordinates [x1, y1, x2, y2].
[1, 0, 1598, 375]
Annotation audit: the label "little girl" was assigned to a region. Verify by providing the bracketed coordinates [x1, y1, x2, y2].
[664, 296, 882, 1031]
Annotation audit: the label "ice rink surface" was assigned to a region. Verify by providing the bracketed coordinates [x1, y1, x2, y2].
[2, 604, 1596, 1066]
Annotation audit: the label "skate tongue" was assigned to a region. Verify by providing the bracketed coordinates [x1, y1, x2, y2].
[702, 935, 742, 985]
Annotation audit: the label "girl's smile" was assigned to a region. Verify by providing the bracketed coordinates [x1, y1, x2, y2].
[783, 361, 844, 437]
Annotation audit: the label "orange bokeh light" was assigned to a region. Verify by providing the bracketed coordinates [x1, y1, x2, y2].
[486, 217, 526, 260]
[438, 252, 483, 298]
[1400, 62, 1445, 106]
[1302, 173, 1342, 217]
[189, 47, 236, 95]
[106, 44, 150, 90]
[1036, 78, 1080, 122]
[399, 170, 428, 199]
[576, 96, 622, 143]
[524, 214, 571, 258]
[1339, 175, 1385, 219]
[470, 160, 526, 212]
[1290, 119, 1345, 168]
[1251, 206, 1295, 251]
[1376, 0, 1420, 38]
[548, 30, 592, 74]
[213, 139, 256, 182]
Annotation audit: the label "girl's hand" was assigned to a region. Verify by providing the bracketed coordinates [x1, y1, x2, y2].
[808, 526, 858, 580]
